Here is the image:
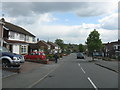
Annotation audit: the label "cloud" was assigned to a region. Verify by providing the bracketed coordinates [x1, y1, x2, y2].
[2, 13, 57, 25]
[2, 2, 117, 17]
[2, 17, 118, 44]
[1, 2, 118, 44]
[38, 13, 58, 23]
[19, 23, 117, 44]
[99, 13, 118, 30]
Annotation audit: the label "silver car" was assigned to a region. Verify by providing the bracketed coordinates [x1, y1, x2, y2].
[0, 46, 24, 67]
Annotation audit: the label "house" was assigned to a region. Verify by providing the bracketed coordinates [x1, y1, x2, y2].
[103, 40, 120, 58]
[47, 41, 61, 54]
[29, 40, 51, 54]
[1, 18, 36, 54]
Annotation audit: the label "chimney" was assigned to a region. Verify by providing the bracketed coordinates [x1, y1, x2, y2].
[1, 18, 5, 22]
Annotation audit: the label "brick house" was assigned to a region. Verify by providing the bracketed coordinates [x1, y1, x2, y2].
[1, 18, 36, 54]
[47, 41, 61, 54]
[29, 40, 50, 54]
[103, 40, 120, 58]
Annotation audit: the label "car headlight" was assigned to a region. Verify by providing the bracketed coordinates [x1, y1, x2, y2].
[13, 57, 17, 60]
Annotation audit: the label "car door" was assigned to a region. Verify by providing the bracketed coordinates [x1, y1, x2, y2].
[34, 52, 39, 60]
[29, 52, 35, 60]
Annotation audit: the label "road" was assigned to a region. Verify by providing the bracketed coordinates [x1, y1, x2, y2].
[2, 53, 118, 89]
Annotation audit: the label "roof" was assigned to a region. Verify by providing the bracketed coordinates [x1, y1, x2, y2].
[1, 18, 35, 37]
[47, 41, 58, 47]
[103, 40, 119, 47]
[38, 40, 50, 47]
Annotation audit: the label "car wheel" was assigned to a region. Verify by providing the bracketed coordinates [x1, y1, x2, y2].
[2, 60, 11, 68]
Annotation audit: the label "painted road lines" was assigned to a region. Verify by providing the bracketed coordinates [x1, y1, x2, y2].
[81, 67, 86, 74]
[78, 63, 86, 74]
[88, 77, 98, 90]
[78, 63, 81, 67]
[78, 63, 97, 90]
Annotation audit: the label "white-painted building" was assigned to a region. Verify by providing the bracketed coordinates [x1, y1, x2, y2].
[2, 18, 36, 55]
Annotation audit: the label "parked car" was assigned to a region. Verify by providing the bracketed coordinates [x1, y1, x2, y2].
[77, 52, 84, 59]
[0, 46, 24, 67]
[24, 51, 46, 61]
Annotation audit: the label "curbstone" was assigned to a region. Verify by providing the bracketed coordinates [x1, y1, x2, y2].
[95, 63, 118, 73]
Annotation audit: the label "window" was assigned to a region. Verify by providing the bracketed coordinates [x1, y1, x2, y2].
[20, 34, 25, 40]
[36, 53, 40, 55]
[26, 36, 29, 42]
[30, 52, 35, 55]
[9, 32, 15, 39]
[21, 45, 27, 54]
[118, 46, 120, 51]
[32, 37, 35, 42]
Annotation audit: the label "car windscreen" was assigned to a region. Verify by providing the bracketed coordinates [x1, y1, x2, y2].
[77, 53, 83, 56]
[0, 46, 9, 52]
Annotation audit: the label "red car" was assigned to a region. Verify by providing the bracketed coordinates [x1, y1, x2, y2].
[24, 51, 46, 61]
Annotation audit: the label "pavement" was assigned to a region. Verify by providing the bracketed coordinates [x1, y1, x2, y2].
[94, 59, 119, 73]
[2, 59, 62, 88]
[84, 56, 119, 73]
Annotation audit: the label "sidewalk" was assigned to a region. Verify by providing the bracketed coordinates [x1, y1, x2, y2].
[2, 58, 63, 88]
[95, 59, 119, 73]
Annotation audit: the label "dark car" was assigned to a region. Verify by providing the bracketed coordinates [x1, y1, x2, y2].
[77, 53, 84, 59]
[0, 46, 24, 67]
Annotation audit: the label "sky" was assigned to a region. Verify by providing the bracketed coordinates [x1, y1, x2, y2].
[0, 1, 119, 44]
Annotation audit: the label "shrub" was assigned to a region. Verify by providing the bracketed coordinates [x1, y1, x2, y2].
[102, 57, 111, 61]
[46, 54, 54, 61]
[118, 56, 120, 61]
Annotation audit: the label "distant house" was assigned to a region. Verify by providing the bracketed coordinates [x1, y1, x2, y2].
[47, 41, 61, 54]
[103, 40, 120, 58]
[29, 40, 51, 54]
[1, 18, 36, 54]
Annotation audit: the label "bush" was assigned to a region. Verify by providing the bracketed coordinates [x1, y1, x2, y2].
[47, 54, 55, 61]
[47, 53, 63, 60]
[102, 57, 111, 61]
[118, 56, 120, 60]
[59, 53, 63, 58]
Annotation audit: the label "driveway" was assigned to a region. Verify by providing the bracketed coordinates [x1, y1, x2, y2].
[2, 61, 44, 78]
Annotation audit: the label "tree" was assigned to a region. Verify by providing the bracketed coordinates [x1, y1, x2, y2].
[55, 39, 65, 50]
[86, 29, 103, 58]
[79, 44, 84, 52]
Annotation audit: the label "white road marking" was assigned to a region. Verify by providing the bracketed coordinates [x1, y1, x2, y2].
[78, 63, 81, 67]
[78, 63, 86, 74]
[81, 67, 86, 74]
[88, 77, 98, 90]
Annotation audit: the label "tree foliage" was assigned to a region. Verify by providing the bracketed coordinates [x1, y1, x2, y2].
[55, 39, 64, 49]
[79, 44, 84, 52]
[86, 29, 102, 55]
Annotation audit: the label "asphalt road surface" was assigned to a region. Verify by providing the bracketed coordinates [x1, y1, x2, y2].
[32, 53, 118, 89]
[2, 53, 118, 89]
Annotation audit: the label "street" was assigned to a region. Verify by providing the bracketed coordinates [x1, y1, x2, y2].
[2, 53, 118, 89]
